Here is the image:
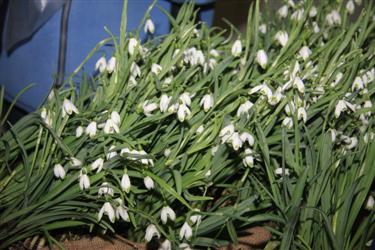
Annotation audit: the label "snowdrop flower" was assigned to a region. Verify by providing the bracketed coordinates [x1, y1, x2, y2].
[144, 176, 155, 190]
[209, 49, 220, 57]
[331, 72, 344, 87]
[85, 121, 97, 138]
[121, 173, 131, 193]
[62, 99, 79, 118]
[275, 167, 290, 176]
[207, 58, 217, 71]
[196, 125, 204, 135]
[243, 148, 254, 167]
[144, 18, 155, 34]
[151, 63, 163, 75]
[211, 145, 219, 156]
[345, 137, 358, 149]
[285, 102, 296, 116]
[268, 88, 284, 106]
[98, 182, 114, 196]
[291, 9, 304, 21]
[282, 117, 293, 129]
[106, 146, 117, 160]
[309, 6, 317, 17]
[41, 108, 53, 127]
[179, 222, 193, 240]
[205, 169, 211, 177]
[79, 169, 90, 190]
[143, 101, 158, 116]
[259, 24, 267, 34]
[163, 76, 173, 85]
[312, 21, 320, 33]
[293, 77, 305, 93]
[256, 50, 268, 69]
[352, 76, 364, 91]
[297, 107, 307, 123]
[363, 100, 372, 116]
[240, 132, 255, 146]
[231, 132, 243, 151]
[161, 206, 176, 224]
[200, 94, 214, 112]
[330, 129, 337, 142]
[110, 111, 121, 126]
[365, 195, 374, 210]
[53, 164, 65, 179]
[220, 124, 235, 143]
[164, 148, 171, 157]
[334, 100, 355, 118]
[179, 92, 191, 106]
[195, 50, 205, 66]
[114, 198, 130, 222]
[160, 94, 172, 113]
[299, 46, 312, 61]
[106, 57, 116, 73]
[326, 10, 341, 26]
[275, 31, 289, 47]
[231, 39, 242, 57]
[278, 5, 288, 18]
[103, 119, 120, 134]
[128, 76, 138, 86]
[177, 104, 191, 122]
[189, 209, 202, 225]
[98, 202, 115, 223]
[159, 239, 171, 250]
[128, 38, 139, 56]
[95, 56, 107, 73]
[145, 224, 160, 242]
[91, 158, 104, 173]
[249, 84, 273, 99]
[179, 243, 192, 250]
[237, 101, 254, 118]
[139, 150, 154, 166]
[70, 157, 82, 167]
[346, 0, 355, 14]
[130, 62, 141, 78]
[76, 126, 84, 137]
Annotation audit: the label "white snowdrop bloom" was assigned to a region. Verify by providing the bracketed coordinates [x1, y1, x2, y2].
[161, 206, 176, 224]
[53, 164, 65, 179]
[179, 243, 192, 250]
[275, 31, 289, 47]
[160, 94, 171, 113]
[259, 24, 267, 34]
[189, 209, 202, 225]
[98, 182, 114, 196]
[91, 158, 104, 173]
[200, 94, 214, 112]
[128, 76, 137, 87]
[130, 62, 141, 78]
[211, 145, 219, 156]
[209, 49, 220, 57]
[145, 224, 160, 242]
[95, 56, 107, 73]
[240, 132, 254, 146]
[207, 58, 217, 70]
[331, 72, 344, 87]
[334, 100, 355, 118]
[138, 150, 154, 166]
[70, 157, 82, 167]
[144, 18, 155, 34]
[275, 167, 290, 176]
[143, 101, 158, 116]
[151, 63, 163, 75]
[76, 126, 84, 138]
[103, 119, 120, 134]
[179, 222, 193, 240]
[196, 125, 204, 135]
[256, 50, 268, 69]
[205, 169, 211, 177]
[110, 111, 121, 127]
[163, 76, 173, 85]
[79, 170, 90, 190]
[41, 108, 52, 126]
[62, 99, 79, 118]
[243, 148, 254, 167]
[293, 76, 305, 93]
[326, 10, 341, 26]
[120, 173, 131, 193]
[85, 121, 97, 138]
[48, 90, 55, 101]
[168, 103, 179, 113]
[330, 129, 337, 142]
[144, 176, 155, 190]
[159, 239, 171, 250]
[114, 198, 130, 222]
[345, 137, 358, 149]
[164, 148, 171, 157]
[177, 104, 191, 122]
[366, 195, 374, 210]
[364, 100, 372, 116]
[299, 46, 312, 61]
[297, 107, 307, 123]
[179, 92, 191, 106]
[312, 21, 320, 33]
[98, 202, 115, 223]
[231, 39, 242, 57]
[195, 50, 205, 66]
[278, 5, 288, 18]
[128, 38, 139, 56]
[282, 117, 293, 129]
[231, 132, 243, 151]
[120, 148, 131, 157]
[287, 0, 295, 7]
[309, 6, 317, 17]
[346, 0, 355, 14]
[291, 9, 304, 21]
[220, 124, 235, 143]
[268, 87, 284, 106]
[352, 76, 364, 91]
[237, 101, 254, 118]
[285, 102, 296, 116]
[106, 57, 116, 73]
[249, 84, 272, 99]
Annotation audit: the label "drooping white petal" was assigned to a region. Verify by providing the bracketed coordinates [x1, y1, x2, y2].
[145, 224, 160, 242]
[144, 176, 155, 190]
[275, 31, 289, 47]
[256, 50, 268, 69]
[53, 164, 65, 179]
[128, 38, 139, 56]
[144, 18, 155, 34]
[160, 94, 172, 113]
[200, 94, 214, 112]
[91, 158, 104, 173]
[231, 40, 242, 57]
[106, 57, 116, 73]
[160, 206, 176, 224]
[85, 121, 97, 138]
[121, 173, 131, 193]
[76, 126, 84, 138]
[95, 57, 107, 73]
[179, 222, 193, 240]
